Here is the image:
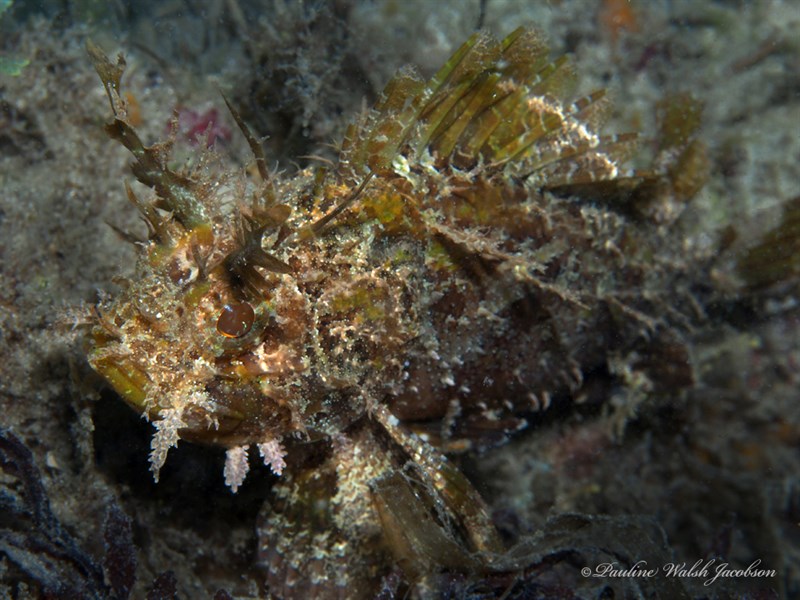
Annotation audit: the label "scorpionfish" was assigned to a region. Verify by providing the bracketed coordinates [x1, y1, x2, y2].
[86, 27, 704, 598]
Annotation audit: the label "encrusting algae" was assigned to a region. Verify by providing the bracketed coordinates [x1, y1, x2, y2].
[85, 27, 718, 598]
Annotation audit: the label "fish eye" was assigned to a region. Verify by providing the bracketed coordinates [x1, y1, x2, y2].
[216, 301, 256, 338]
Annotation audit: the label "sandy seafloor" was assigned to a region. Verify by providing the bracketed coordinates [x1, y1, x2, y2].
[0, 0, 799, 598]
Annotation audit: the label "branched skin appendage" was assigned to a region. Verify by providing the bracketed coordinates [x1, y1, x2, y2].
[86, 29, 703, 597]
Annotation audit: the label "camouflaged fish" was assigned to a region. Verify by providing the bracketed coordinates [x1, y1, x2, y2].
[86, 27, 706, 598]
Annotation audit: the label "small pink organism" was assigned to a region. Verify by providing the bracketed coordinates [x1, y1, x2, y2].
[169, 105, 232, 148]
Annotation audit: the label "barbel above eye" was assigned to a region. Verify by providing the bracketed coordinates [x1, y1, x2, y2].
[216, 301, 256, 338]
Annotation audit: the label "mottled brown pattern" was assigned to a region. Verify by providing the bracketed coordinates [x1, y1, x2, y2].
[85, 27, 704, 597]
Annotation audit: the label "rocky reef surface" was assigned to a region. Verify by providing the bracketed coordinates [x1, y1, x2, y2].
[0, 1, 798, 598]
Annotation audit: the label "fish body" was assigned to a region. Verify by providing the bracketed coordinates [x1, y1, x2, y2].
[87, 28, 698, 597]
